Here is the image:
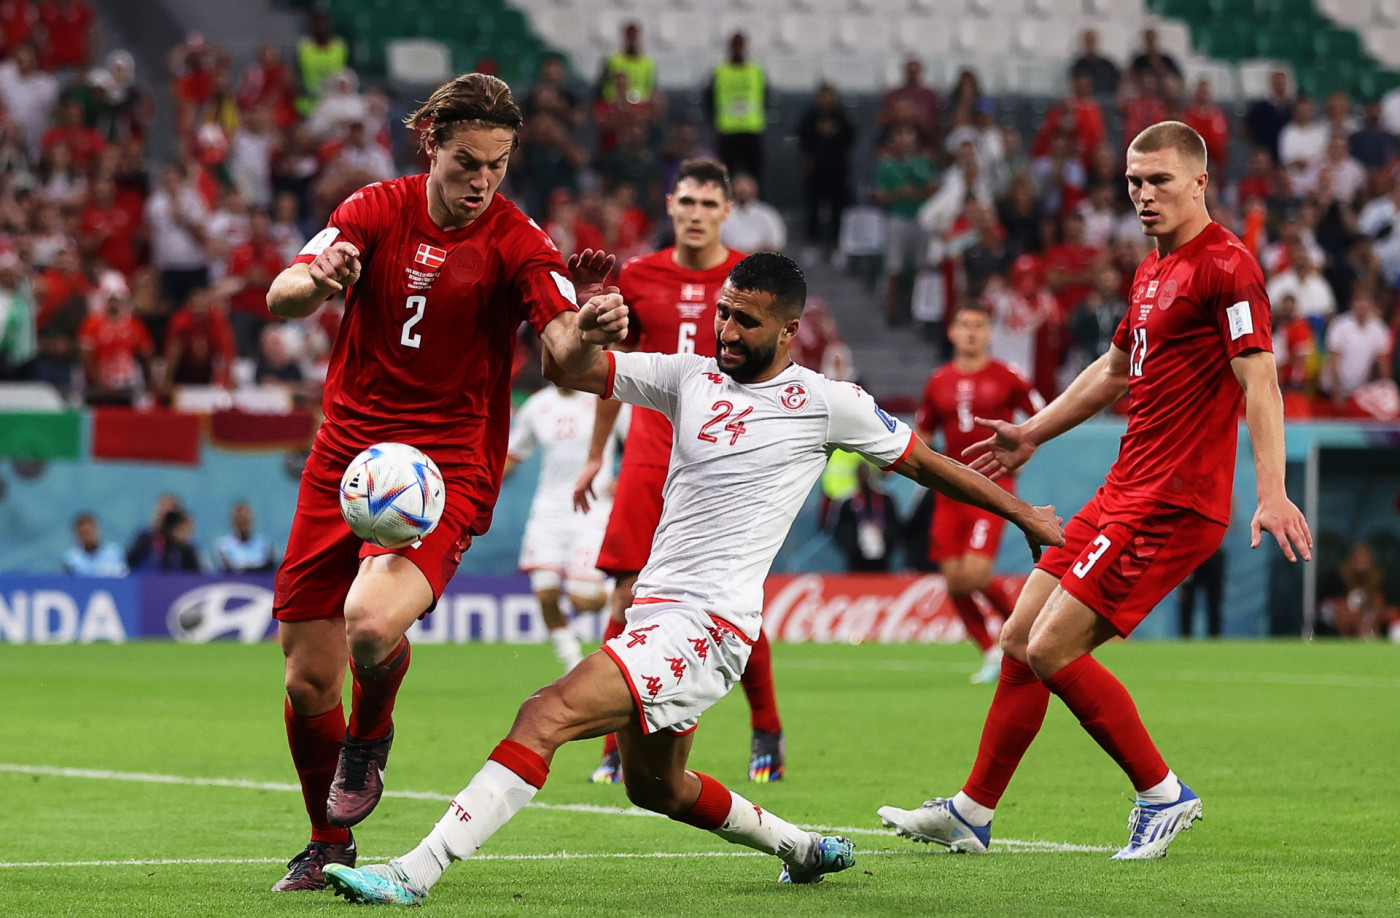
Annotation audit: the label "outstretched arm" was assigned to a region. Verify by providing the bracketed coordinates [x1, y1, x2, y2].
[541, 292, 629, 391]
[1232, 349, 1313, 562]
[893, 438, 1064, 561]
[267, 241, 361, 318]
[964, 345, 1131, 478]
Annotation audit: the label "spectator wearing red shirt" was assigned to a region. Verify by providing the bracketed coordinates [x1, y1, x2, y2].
[1182, 79, 1230, 170]
[35, 243, 89, 329]
[1272, 292, 1316, 398]
[0, 0, 36, 58]
[37, 0, 95, 70]
[237, 43, 298, 129]
[1043, 211, 1106, 318]
[41, 97, 106, 172]
[878, 57, 942, 150]
[78, 174, 144, 277]
[542, 188, 604, 261]
[163, 285, 235, 388]
[1032, 72, 1106, 171]
[1236, 147, 1278, 205]
[1118, 70, 1168, 154]
[78, 270, 154, 404]
[222, 209, 283, 358]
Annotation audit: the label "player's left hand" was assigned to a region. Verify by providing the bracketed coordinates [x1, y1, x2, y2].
[578, 292, 628, 345]
[1021, 504, 1065, 563]
[1251, 495, 1313, 563]
[568, 249, 617, 303]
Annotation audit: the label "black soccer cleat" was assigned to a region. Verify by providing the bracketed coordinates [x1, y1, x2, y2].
[326, 727, 394, 828]
[270, 834, 357, 892]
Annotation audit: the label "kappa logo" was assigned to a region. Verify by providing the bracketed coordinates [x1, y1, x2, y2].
[778, 382, 809, 413]
[415, 243, 447, 269]
[704, 372, 725, 384]
[689, 637, 710, 660]
[643, 675, 664, 698]
[666, 656, 687, 680]
[627, 624, 660, 647]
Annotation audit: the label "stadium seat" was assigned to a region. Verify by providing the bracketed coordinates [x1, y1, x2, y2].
[1253, 22, 1311, 61]
[1358, 67, 1400, 96]
[908, 0, 963, 14]
[835, 14, 895, 55]
[1192, 20, 1256, 62]
[531, 7, 590, 49]
[892, 15, 954, 56]
[837, 205, 885, 258]
[766, 54, 822, 90]
[387, 38, 453, 83]
[1147, 19, 1193, 61]
[1312, 27, 1363, 63]
[1359, 25, 1400, 69]
[1084, 0, 1145, 18]
[1182, 56, 1238, 100]
[1377, 0, 1400, 26]
[1237, 59, 1292, 97]
[0, 382, 64, 412]
[655, 9, 720, 51]
[821, 54, 883, 92]
[1014, 19, 1076, 60]
[776, 12, 834, 53]
[952, 19, 1012, 56]
[1024, 0, 1081, 19]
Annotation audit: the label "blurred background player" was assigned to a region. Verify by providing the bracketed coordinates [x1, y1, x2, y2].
[504, 383, 621, 672]
[915, 303, 1044, 683]
[263, 72, 624, 893]
[879, 122, 1312, 861]
[573, 159, 788, 785]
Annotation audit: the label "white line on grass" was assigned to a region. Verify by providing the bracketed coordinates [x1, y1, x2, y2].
[779, 658, 1400, 689]
[0, 763, 1114, 854]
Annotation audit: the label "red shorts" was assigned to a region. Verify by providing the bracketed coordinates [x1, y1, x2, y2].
[1036, 487, 1226, 636]
[273, 444, 476, 623]
[928, 479, 1014, 563]
[595, 461, 666, 577]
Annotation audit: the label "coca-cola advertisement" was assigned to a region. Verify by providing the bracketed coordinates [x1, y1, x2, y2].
[762, 573, 1028, 644]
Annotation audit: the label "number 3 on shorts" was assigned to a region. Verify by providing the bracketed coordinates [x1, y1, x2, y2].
[1072, 534, 1112, 578]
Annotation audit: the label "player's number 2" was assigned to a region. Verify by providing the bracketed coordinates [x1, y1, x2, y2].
[401, 295, 426, 349]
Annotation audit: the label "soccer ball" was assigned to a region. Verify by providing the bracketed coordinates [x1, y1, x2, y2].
[339, 443, 447, 549]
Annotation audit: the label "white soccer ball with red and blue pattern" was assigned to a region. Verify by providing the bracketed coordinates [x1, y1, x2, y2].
[338, 443, 446, 549]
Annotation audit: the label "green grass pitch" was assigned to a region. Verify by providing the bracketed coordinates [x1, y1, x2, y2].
[3, 639, 1397, 917]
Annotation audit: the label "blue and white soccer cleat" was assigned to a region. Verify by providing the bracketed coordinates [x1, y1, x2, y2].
[1111, 783, 1202, 860]
[877, 797, 991, 853]
[778, 833, 855, 884]
[324, 860, 426, 906]
[970, 648, 1004, 685]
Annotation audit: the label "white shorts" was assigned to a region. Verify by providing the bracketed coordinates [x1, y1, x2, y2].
[884, 216, 925, 276]
[602, 601, 752, 735]
[519, 506, 609, 590]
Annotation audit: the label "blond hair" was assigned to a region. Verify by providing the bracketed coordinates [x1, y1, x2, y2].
[1128, 120, 1208, 172]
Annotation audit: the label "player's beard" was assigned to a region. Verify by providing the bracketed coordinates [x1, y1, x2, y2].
[716, 334, 776, 383]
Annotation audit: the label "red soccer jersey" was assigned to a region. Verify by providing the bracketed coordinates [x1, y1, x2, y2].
[226, 240, 284, 317]
[165, 306, 236, 385]
[614, 247, 747, 468]
[78, 312, 152, 388]
[293, 175, 576, 534]
[916, 359, 1043, 464]
[79, 201, 139, 276]
[1108, 221, 1273, 525]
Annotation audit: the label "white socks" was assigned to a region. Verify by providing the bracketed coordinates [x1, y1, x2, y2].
[1136, 770, 1182, 805]
[398, 760, 540, 891]
[548, 627, 583, 671]
[952, 791, 995, 826]
[711, 790, 816, 868]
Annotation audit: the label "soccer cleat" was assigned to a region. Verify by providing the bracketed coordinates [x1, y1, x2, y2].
[877, 797, 991, 853]
[324, 860, 426, 906]
[779, 833, 855, 884]
[270, 834, 357, 892]
[327, 727, 395, 828]
[749, 729, 786, 782]
[971, 647, 1004, 684]
[589, 747, 623, 784]
[1111, 783, 1202, 860]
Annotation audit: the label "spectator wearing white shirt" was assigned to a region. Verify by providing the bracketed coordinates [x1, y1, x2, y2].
[0, 42, 59, 159]
[1325, 289, 1393, 401]
[1261, 219, 1326, 278]
[229, 105, 279, 209]
[1356, 182, 1400, 286]
[146, 163, 211, 314]
[214, 502, 278, 573]
[720, 173, 787, 253]
[64, 513, 129, 577]
[1278, 96, 1328, 188]
[1297, 134, 1367, 203]
[1265, 242, 1336, 320]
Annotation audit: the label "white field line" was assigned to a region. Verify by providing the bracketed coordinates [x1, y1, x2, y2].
[779, 658, 1400, 689]
[0, 763, 1114, 855]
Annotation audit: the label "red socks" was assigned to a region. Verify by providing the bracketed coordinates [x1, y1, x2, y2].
[488, 738, 550, 789]
[1042, 654, 1169, 793]
[284, 698, 350, 844]
[741, 630, 783, 734]
[348, 637, 410, 740]
[674, 771, 731, 830]
[962, 656, 1049, 808]
[951, 595, 995, 652]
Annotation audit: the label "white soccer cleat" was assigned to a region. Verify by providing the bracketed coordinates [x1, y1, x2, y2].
[971, 647, 1004, 684]
[877, 797, 991, 853]
[1111, 783, 1202, 860]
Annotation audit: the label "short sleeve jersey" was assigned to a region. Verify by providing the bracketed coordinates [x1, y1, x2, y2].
[294, 176, 577, 534]
[916, 359, 1043, 463]
[606, 351, 915, 639]
[507, 386, 617, 517]
[78, 312, 152, 388]
[614, 247, 747, 470]
[1109, 221, 1272, 524]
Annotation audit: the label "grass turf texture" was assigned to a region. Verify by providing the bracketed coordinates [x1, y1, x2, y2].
[3, 640, 1396, 917]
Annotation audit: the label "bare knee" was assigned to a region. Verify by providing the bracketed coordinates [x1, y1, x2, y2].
[284, 659, 342, 714]
[342, 603, 403, 665]
[508, 684, 581, 755]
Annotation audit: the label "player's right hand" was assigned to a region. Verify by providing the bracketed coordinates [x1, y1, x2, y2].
[308, 241, 361, 294]
[963, 417, 1037, 480]
[1022, 504, 1065, 563]
[573, 456, 602, 513]
[579, 292, 629, 345]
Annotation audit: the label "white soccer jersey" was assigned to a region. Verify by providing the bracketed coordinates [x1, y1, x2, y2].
[607, 351, 915, 640]
[507, 385, 617, 517]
